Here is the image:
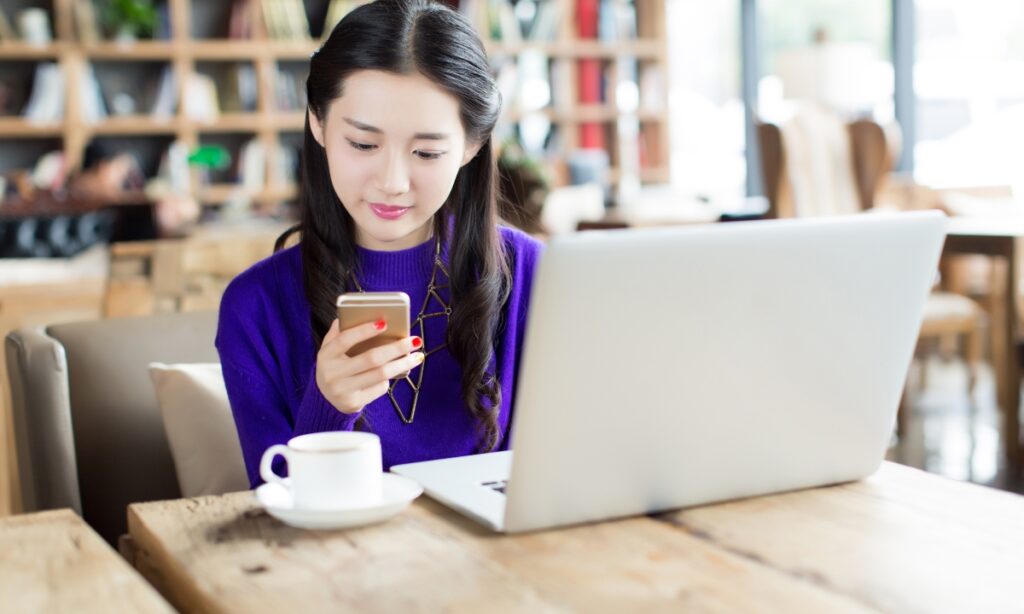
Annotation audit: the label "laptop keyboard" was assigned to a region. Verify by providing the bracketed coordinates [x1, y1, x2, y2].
[481, 480, 507, 494]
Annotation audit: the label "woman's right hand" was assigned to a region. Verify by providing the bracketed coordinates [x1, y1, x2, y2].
[315, 319, 424, 415]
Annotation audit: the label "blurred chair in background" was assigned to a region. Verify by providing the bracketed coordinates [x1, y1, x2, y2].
[757, 105, 984, 437]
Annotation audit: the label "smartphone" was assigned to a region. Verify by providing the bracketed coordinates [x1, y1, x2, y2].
[336, 291, 411, 357]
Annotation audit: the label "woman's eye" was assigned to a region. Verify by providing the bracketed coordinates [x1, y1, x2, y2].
[347, 140, 376, 152]
[415, 150, 444, 160]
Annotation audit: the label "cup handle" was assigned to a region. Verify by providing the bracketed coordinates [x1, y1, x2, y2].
[260, 444, 291, 489]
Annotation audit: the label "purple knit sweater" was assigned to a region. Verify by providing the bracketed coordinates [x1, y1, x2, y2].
[216, 226, 543, 487]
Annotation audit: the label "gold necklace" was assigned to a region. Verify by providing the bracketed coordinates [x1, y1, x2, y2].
[350, 240, 451, 424]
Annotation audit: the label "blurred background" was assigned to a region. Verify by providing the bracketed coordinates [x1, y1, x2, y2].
[1, 0, 1022, 517]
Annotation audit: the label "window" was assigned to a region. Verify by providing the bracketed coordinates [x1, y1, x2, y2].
[666, 1, 746, 203]
[914, 0, 1024, 190]
[758, 0, 893, 123]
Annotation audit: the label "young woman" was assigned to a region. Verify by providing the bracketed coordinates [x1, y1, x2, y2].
[216, 0, 543, 487]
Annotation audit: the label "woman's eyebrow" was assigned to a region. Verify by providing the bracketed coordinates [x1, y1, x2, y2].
[342, 117, 449, 141]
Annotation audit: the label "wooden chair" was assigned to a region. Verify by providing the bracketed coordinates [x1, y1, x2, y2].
[757, 108, 984, 436]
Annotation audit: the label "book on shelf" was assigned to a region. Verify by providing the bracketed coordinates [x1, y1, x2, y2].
[273, 144, 299, 186]
[597, 0, 637, 42]
[237, 64, 258, 111]
[274, 66, 307, 112]
[184, 73, 220, 123]
[528, 1, 560, 42]
[23, 63, 66, 123]
[283, 0, 309, 39]
[493, 57, 518, 116]
[80, 63, 108, 123]
[324, 0, 360, 38]
[228, 0, 253, 39]
[238, 138, 266, 192]
[262, 0, 282, 39]
[0, 81, 13, 114]
[151, 66, 177, 118]
[576, 0, 599, 39]
[638, 64, 663, 112]
[213, 63, 258, 113]
[498, 0, 520, 44]
[156, 3, 171, 39]
[576, 0, 602, 148]
[73, 0, 100, 43]
[262, 0, 312, 41]
[0, 7, 14, 41]
[549, 59, 574, 111]
[484, 0, 521, 44]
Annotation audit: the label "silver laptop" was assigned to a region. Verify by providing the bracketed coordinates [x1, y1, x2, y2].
[392, 211, 947, 533]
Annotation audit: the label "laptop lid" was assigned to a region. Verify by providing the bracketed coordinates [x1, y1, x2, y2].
[501, 211, 946, 533]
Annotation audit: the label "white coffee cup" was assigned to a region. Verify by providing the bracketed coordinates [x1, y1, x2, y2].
[260, 432, 382, 510]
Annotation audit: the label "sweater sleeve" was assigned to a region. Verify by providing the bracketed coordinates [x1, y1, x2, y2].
[215, 262, 360, 487]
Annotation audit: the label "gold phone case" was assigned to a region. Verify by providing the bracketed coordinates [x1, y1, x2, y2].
[336, 292, 411, 356]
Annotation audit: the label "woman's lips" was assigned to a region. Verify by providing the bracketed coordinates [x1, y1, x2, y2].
[369, 202, 411, 220]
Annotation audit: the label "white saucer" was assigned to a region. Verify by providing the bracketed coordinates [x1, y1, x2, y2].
[255, 473, 423, 530]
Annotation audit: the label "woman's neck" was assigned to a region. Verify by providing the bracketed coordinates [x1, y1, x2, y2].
[355, 221, 432, 251]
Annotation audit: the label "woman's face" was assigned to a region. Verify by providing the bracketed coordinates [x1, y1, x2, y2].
[309, 70, 481, 251]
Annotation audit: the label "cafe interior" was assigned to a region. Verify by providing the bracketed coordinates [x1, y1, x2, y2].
[1, 0, 1022, 611]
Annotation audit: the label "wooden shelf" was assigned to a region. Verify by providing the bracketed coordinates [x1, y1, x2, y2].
[271, 112, 306, 130]
[266, 41, 320, 60]
[486, 40, 663, 59]
[0, 117, 63, 137]
[505, 106, 667, 124]
[199, 184, 298, 205]
[263, 185, 298, 202]
[0, 42, 64, 60]
[82, 41, 177, 60]
[89, 116, 178, 135]
[189, 40, 317, 60]
[190, 41, 263, 60]
[191, 113, 262, 133]
[199, 184, 242, 204]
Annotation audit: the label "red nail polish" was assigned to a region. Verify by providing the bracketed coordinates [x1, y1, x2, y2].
[374, 319, 386, 330]
[411, 337, 422, 348]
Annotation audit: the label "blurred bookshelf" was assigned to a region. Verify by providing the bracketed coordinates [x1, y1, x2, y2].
[0, 0, 333, 215]
[0, 0, 669, 216]
[470, 0, 670, 190]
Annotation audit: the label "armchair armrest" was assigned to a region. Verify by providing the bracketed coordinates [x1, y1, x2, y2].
[5, 327, 83, 514]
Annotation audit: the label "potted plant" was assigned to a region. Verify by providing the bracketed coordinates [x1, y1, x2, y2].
[103, 0, 157, 41]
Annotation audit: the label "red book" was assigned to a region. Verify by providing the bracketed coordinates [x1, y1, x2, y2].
[578, 58, 602, 103]
[576, 0, 599, 38]
[579, 123, 605, 149]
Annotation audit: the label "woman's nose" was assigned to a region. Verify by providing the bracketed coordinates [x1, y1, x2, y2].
[376, 151, 410, 195]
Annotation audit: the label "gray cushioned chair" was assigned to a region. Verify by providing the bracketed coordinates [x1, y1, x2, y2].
[5, 311, 218, 544]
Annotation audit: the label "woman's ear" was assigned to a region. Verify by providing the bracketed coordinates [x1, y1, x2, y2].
[308, 108, 326, 148]
[460, 140, 483, 167]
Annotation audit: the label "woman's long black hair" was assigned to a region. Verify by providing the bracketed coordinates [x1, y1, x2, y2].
[275, 0, 510, 451]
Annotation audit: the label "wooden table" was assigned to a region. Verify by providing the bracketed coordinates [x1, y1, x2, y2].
[0, 509, 173, 613]
[127, 462, 1024, 613]
[945, 217, 1024, 474]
